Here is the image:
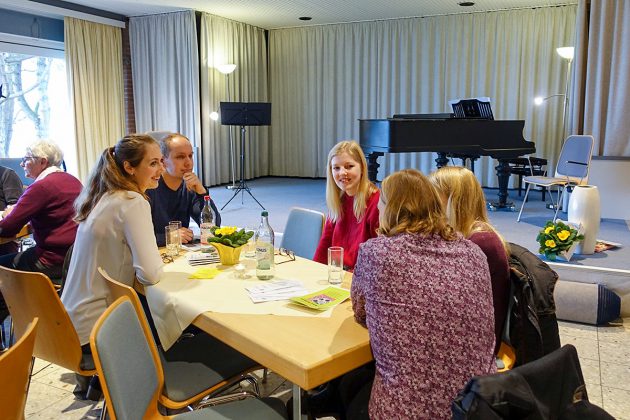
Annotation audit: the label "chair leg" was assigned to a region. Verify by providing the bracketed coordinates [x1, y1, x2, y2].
[517, 184, 532, 222]
[553, 187, 564, 222]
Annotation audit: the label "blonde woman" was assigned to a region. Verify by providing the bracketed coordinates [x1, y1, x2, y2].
[347, 169, 495, 419]
[313, 140, 380, 270]
[429, 166, 510, 353]
[61, 134, 165, 399]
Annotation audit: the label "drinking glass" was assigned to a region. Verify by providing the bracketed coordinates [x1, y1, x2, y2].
[169, 221, 182, 251]
[165, 225, 180, 257]
[244, 226, 257, 258]
[327, 246, 343, 285]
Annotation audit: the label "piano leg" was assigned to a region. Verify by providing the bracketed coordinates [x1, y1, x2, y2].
[436, 153, 449, 169]
[366, 152, 383, 182]
[489, 159, 516, 211]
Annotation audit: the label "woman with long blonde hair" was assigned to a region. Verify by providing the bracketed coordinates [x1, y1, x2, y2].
[313, 140, 380, 270]
[429, 166, 510, 353]
[346, 169, 495, 419]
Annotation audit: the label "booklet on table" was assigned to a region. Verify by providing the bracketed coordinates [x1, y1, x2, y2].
[290, 287, 350, 311]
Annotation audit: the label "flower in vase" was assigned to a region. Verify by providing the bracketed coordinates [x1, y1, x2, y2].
[208, 226, 253, 248]
[536, 220, 584, 261]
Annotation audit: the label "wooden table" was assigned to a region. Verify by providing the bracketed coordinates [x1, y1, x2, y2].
[0, 224, 30, 245]
[141, 252, 372, 419]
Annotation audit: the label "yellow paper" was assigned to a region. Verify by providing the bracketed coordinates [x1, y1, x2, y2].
[290, 287, 350, 311]
[189, 267, 220, 279]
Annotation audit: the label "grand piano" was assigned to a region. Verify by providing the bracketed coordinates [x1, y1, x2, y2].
[359, 113, 535, 210]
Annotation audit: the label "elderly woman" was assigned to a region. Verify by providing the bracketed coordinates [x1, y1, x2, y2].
[0, 140, 81, 280]
[345, 169, 496, 419]
[145, 132, 220, 246]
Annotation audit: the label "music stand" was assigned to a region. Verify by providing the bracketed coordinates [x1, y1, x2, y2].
[219, 102, 271, 210]
[449, 97, 494, 120]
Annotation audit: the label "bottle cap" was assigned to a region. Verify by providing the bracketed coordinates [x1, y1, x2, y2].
[204, 195, 210, 201]
[261, 211, 268, 217]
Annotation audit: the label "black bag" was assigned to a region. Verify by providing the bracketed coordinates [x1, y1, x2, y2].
[504, 243, 561, 366]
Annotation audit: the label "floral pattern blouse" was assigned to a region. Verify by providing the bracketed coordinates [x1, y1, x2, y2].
[352, 232, 497, 419]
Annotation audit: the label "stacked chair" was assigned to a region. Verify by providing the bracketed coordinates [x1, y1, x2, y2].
[91, 296, 287, 419]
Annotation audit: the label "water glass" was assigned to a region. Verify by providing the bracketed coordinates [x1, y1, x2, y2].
[244, 226, 256, 258]
[327, 246, 343, 285]
[169, 221, 182, 251]
[165, 225, 180, 257]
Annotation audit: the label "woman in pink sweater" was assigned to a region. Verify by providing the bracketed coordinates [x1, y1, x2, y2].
[313, 140, 379, 270]
[430, 166, 510, 353]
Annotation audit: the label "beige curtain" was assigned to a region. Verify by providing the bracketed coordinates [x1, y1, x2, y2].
[65, 17, 125, 181]
[573, 0, 630, 156]
[199, 13, 269, 186]
[269, 6, 576, 186]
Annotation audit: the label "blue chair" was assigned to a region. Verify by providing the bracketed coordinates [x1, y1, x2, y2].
[99, 267, 261, 411]
[90, 296, 288, 420]
[280, 207, 325, 259]
[517, 135, 594, 222]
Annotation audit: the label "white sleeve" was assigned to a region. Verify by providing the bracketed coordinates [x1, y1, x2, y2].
[124, 196, 164, 285]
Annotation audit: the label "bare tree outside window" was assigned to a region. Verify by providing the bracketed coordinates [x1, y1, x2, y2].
[0, 51, 74, 173]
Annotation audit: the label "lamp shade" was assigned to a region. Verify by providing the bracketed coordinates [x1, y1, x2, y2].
[556, 47, 574, 60]
[216, 64, 237, 74]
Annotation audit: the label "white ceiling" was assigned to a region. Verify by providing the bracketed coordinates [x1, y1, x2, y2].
[48, 0, 573, 29]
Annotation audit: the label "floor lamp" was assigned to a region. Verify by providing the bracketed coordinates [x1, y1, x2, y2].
[215, 64, 237, 189]
[534, 46, 574, 210]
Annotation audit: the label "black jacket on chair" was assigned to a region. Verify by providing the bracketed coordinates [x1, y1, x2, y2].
[452, 345, 613, 420]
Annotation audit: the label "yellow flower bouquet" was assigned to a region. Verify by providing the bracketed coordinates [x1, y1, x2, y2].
[208, 226, 254, 248]
[536, 220, 584, 261]
[206, 226, 255, 265]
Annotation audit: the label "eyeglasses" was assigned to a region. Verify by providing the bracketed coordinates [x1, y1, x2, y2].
[161, 253, 174, 264]
[21, 156, 39, 163]
[276, 247, 295, 264]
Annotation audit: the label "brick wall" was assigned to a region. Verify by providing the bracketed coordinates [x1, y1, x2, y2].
[121, 23, 136, 134]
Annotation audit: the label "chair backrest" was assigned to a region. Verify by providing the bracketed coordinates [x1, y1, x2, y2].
[98, 267, 156, 345]
[91, 297, 165, 420]
[280, 207, 325, 259]
[0, 318, 38, 420]
[0, 266, 91, 375]
[554, 135, 595, 184]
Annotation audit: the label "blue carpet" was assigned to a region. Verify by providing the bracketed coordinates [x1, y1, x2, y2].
[208, 177, 629, 271]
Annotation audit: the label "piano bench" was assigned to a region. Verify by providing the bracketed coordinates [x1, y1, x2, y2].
[508, 157, 548, 199]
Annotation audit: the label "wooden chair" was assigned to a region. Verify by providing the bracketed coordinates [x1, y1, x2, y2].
[98, 267, 261, 411]
[0, 318, 38, 420]
[91, 297, 288, 420]
[0, 266, 96, 379]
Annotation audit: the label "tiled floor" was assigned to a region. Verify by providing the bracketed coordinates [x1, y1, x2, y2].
[23, 318, 630, 419]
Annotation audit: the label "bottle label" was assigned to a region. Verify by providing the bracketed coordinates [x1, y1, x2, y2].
[256, 243, 273, 268]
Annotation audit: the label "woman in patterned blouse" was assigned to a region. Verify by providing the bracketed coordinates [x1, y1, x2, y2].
[348, 169, 496, 419]
[429, 166, 510, 353]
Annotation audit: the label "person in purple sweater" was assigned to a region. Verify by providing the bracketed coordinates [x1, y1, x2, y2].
[0, 140, 81, 281]
[430, 166, 510, 353]
[346, 169, 496, 419]
[313, 140, 380, 269]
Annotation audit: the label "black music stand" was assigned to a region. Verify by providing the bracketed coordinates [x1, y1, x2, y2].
[219, 102, 271, 210]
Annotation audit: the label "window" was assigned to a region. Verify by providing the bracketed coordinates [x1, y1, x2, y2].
[0, 37, 77, 175]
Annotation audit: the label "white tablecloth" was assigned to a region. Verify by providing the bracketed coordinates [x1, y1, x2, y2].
[145, 253, 337, 349]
